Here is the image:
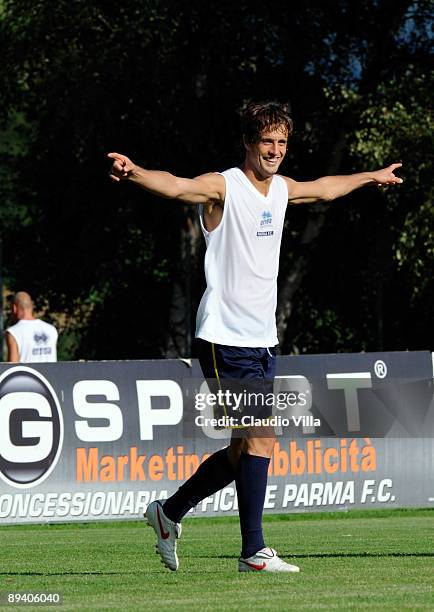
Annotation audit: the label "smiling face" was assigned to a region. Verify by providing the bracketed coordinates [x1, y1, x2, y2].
[244, 125, 288, 179]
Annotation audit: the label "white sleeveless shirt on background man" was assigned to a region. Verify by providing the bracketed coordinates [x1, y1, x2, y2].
[7, 319, 58, 362]
[195, 167, 288, 347]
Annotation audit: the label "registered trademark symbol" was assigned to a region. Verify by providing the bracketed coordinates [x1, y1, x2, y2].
[374, 360, 387, 378]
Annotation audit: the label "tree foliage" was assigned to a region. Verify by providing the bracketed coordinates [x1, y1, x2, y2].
[0, 0, 432, 358]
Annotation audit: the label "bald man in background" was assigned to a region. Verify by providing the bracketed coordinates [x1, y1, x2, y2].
[5, 292, 58, 363]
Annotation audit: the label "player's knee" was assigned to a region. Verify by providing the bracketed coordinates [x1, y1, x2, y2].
[245, 435, 275, 458]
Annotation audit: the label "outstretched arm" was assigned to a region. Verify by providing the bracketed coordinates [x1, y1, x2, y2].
[284, 163, 403, 205]
[107, 152, 225, 205]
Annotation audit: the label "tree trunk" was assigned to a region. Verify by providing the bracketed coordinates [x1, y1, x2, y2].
[164, 212, 202, 358]
[276, 130, 348, 347]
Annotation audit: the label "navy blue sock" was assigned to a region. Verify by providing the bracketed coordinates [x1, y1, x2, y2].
[235, 453, 270, 559]
[163, 447, 235, 523]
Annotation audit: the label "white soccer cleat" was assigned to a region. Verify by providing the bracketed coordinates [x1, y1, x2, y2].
[145, 500, 182, 571]
[238, 547, 300, 573]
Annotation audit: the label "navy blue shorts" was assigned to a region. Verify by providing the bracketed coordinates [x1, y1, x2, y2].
[196, 339, 276, 425]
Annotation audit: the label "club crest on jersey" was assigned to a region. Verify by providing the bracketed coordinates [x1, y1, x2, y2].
[257, 210, 274, 237]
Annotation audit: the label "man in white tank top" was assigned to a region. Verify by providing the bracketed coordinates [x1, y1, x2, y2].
[6, 292, 58, 363]
[108, 101, 403, 573]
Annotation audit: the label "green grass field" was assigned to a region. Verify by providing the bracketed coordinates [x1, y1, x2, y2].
[1, 509, 433, 611]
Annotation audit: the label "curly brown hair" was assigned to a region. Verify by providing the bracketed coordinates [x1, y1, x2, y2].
[241, 101, 293, 144]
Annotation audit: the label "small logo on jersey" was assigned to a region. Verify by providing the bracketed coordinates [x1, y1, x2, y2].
[34, 332, 48, 344]
[32, 331, 52, 356]
[257, 210, 274, 236]
[260, 211, 272, 225]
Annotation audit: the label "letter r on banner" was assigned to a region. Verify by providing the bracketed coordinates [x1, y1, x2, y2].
[136, 380, 183, 440]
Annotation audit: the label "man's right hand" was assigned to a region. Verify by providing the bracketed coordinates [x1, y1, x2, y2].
[107, 152, 136, 182]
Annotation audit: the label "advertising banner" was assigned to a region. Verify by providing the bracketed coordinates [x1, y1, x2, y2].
[0, 351, 433, 524]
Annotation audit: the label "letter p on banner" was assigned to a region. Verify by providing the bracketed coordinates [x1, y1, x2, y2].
[136, 380, 183, 440]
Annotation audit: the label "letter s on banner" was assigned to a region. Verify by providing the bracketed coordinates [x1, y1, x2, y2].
[73, 381, 123, 442]
[136, 380, 183, 440]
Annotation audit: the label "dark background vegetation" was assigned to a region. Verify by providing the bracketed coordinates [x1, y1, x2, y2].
[0, 0, 432, 360]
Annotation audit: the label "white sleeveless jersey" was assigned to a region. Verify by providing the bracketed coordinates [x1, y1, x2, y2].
[195, 167, 288, 347]
[7, 319, 58, 362]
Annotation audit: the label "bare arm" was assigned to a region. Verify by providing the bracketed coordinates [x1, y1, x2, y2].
[5, 332, 19, 362]
[284, 163, 403, 205]
[107, 152, 225, 205]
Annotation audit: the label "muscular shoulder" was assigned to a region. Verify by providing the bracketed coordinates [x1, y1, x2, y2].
[278, 175, 297, 195]
[198, 173, 225, 230]
[193, 172, 226, 203]
[278, 175, 324, 205]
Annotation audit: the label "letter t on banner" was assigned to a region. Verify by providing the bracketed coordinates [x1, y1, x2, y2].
[327, 373, 372, 431]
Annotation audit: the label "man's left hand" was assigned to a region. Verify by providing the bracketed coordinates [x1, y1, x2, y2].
[372, 163, 404, 187]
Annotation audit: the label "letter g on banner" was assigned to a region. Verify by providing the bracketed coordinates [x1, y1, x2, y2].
[0, 367, 63, 488]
